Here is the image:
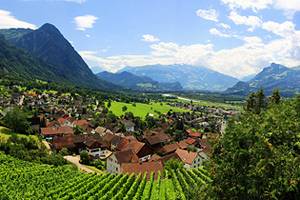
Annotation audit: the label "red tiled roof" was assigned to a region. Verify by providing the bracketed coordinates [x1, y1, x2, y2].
[115, 149, 139, 164]
[159, 143, 179, 155]
[73, 119, 89, 127]
[57, 118, 67, 125]
[127, 140, 145, 154]
[52, 135, 75, 150]
[121, 161, 163, 179]
[175, 149, 197, 165]
[41, 126, 73, 136]
[116, 138, 130, 151]
[177, 141, 188, 149]
[185, 137, 196, 145]
[144, 131, 171, 146]
[186, 129, 201, 138]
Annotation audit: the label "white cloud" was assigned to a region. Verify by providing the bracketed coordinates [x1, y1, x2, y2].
[274, 0, 300, 18]
[262, 21, 296, 37]
[243, 36, 263, 44]
[221, 0, 300, 18]
[142, 34, 160, 42]
[209, 28, 231, 37]
[80, 29, 300, 78]
[85, 34, 91, 38]
[74, 15, 98, 31]
[196, 9, 219, 22]
[221, 0, 273, 11]
[0, 9, 37, 29]
[228, 11, 262, 31]
[65, 0, 87, 3]
[218, 23, 231, 29]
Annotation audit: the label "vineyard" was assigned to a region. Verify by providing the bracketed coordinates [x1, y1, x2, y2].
[0, 154, 211, 199]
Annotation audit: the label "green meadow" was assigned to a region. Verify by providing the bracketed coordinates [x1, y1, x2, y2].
[106, 101, 188, 118]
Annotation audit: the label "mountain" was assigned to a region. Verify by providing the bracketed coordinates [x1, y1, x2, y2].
[119, 64, 239, 91]
[241, 74, 256, 82]
[97, 71, 182, 91]
[0, 23, 117, 90]
[226, 63, 300, 96]
[0, 35, 60, 81]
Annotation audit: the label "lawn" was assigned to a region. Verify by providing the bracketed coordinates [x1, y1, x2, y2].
[173, 97, 241, 110]
[106, 101, 188, 118]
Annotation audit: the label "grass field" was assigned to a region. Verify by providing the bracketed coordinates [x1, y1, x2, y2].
[172, 97, 241, 110]
[106, 101, 188, 118]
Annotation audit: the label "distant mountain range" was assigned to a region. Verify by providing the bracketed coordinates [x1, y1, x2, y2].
[97, 71, 183, 91]
[1, 23, 300, 95]
[0, 24, 117, 90]
[226, 63, 300, 96]
[119, 64, 239, 91]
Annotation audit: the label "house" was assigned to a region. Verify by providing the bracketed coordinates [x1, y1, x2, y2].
[84, 139, 112, 159]
[186, 129, 202, 138]
[143, 129, 172, 149]
[52, 135, 76, 151]
[158, 143, 179, 156]
[121, 120, 135, 132]
[121, 161, 163, 179]
[175, 148, 207, 169]
[72, 119, 90, 128]
[106, 149, 139, 173]
[94, 126, 113, 137]
[122, 137, 153, 162]
[40, 126, 73, 139]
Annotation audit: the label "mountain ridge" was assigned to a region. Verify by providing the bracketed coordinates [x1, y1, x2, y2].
[0, 23, 117, 90]
[119, 64, 239, 91]
[97, 71, 183, 91]
[226, 63, 300, 96]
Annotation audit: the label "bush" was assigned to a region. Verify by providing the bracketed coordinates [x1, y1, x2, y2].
[80, 150, 90, 165]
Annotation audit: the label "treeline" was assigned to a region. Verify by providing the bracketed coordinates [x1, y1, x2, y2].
[203, 89, 300, 199]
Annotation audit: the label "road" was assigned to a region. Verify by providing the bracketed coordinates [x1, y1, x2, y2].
[64, 155, 98, 174]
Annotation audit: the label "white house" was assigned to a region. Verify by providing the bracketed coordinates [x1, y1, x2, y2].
[106, 149, 138, 173]
[84, 140, 111, 159]
[175, 148, 208, 169]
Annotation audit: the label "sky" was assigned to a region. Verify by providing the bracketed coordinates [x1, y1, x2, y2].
[0, 0, 300, 78]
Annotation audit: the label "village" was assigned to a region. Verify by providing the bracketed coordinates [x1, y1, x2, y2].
[0, 87, 238, 177]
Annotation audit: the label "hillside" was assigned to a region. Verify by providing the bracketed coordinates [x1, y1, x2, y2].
[0, 153, 210, 199]
[97, 71, 182, 91]
[226, 63, 300, 96]
[0, 24, 117, 90]
[119, 64, 239, 91]
[0, 35, 60, 81]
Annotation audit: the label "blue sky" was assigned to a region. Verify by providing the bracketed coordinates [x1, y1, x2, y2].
[0, 0, 300, 78]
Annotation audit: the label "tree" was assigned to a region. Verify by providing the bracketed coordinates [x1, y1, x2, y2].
[80, 150, 90, 165]
[107, 100, 111, 108]
[255, 89, 266, 114]
[2, 107, 31, 134]
[164, 158, 183, 171]
[270, 89, 281, 104]
[73, 125, 83, 135]
[245, 93, 256, 112]
[208, 98, 300, 199]
[122, 105, 128, 112]
[145, 114, 156, 128]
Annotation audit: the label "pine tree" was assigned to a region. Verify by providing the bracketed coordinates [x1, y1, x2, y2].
[270, 89, 281, 104]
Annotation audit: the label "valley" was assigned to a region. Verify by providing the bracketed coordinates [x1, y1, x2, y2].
[0, 2, 299, 199]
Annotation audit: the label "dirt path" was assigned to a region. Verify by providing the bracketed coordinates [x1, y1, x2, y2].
[64, 155, 99, 174]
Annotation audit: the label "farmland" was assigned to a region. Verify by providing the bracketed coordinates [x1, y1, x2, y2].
[0, 153, 211, 200]
[106, 101, 188, 118]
